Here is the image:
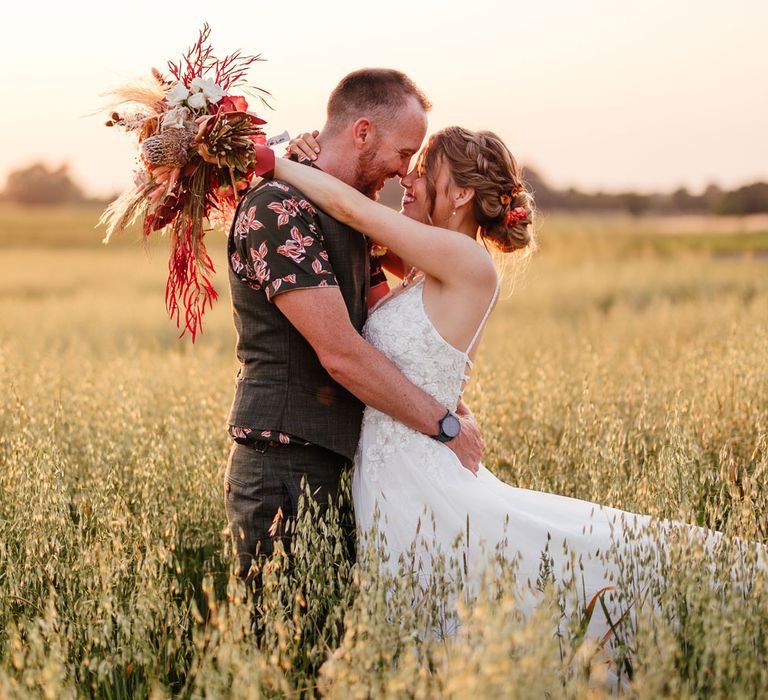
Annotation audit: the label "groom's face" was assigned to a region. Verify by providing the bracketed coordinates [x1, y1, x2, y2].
[354, 96, 427, 199]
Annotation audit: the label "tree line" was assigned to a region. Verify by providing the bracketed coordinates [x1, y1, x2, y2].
[3, 161, 768, 216]
[522, 169, 768, 216]
[0, 164, 89, 206]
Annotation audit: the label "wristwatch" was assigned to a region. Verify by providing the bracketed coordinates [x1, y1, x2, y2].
[431, 409, 461, 443]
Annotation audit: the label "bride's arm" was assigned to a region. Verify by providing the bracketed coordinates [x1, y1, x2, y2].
[272, 157, 497, 288]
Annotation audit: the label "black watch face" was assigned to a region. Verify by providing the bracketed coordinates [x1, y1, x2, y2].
[442, 414, 461, 439]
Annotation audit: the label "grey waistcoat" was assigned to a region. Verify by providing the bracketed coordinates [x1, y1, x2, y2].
[226, 180, 370, 460]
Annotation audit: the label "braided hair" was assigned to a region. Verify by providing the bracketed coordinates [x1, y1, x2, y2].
[415, 126, 535, 253]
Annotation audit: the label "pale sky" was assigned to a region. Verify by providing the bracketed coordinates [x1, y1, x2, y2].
[2, 0, 767, 197]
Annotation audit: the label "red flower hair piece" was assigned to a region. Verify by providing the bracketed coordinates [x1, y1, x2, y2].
[504, 207, 528, 226]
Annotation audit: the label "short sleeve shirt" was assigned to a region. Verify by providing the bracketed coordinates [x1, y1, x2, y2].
[229, 180, 338, 301]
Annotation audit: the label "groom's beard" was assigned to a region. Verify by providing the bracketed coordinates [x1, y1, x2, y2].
[354, 145, 391, 200]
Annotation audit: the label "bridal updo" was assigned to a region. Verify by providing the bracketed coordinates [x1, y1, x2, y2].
[417, 126, 535, 253]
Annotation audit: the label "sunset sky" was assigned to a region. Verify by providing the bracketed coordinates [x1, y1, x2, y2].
[3, 0, 767, 198]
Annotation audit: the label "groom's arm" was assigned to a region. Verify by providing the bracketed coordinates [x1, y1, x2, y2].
[230, 181, 482, 472]
[274, 287, 484, 473]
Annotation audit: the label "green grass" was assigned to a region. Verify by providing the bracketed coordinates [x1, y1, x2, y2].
[0, 206, 767, 698]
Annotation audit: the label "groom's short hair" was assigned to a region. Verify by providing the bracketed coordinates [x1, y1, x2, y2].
[326, 68, 431, 134]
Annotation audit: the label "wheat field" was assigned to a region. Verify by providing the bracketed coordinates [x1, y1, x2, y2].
[0, 205, 767, 698]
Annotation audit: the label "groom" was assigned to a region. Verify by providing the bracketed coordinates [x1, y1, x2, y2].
[224, 68, 483, 587]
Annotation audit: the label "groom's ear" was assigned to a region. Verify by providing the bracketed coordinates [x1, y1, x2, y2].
[351, 118, 375, 149]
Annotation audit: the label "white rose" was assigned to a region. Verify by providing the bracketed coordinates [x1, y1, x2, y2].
[186, 92, 208, 110]
[190, 77, 225, 104]
[161, 106, 190, 130]
[166, 82, 190, 106]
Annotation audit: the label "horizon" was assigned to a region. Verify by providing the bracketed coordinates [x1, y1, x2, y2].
[6, 156, 766, 204]
[3, 0, 767, 198]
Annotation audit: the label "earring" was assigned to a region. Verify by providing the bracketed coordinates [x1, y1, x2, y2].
[451, 209, 456, 217]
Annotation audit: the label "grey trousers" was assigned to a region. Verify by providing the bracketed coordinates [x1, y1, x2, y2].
[224, 440, 352, 588]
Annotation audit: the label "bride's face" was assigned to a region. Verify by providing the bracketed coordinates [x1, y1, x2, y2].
[399, 167, 430, 223]
[400, 160, 454, 227]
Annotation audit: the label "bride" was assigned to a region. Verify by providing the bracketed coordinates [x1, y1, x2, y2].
[263, 127, 765, 639]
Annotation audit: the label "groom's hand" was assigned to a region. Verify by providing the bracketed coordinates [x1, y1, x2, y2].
[448, 414, 484, 476]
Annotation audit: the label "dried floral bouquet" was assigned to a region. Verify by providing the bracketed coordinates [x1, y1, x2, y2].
[100, 24, 271, 340]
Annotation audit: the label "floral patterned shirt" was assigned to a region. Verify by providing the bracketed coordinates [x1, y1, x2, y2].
[229, 180, 339, 300]
[228, 425, 311, 447]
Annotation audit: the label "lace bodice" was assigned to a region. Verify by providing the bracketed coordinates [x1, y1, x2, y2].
[364, 276, 470, 408]
[356, 273, 495, 480]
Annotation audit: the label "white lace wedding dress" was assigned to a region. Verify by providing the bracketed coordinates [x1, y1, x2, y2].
[351, 273, 764, 636]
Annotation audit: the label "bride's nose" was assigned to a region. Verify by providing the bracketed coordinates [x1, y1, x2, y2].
[400, 168, 416, 187]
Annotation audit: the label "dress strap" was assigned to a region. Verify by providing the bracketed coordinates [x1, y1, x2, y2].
[465, 281, 500, 356]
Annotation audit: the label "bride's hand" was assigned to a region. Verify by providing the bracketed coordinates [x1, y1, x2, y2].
[285, 130, 320, 161]
[447, 414, 484, 477]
